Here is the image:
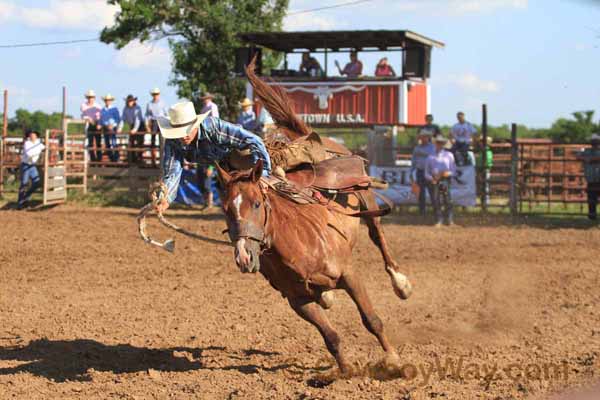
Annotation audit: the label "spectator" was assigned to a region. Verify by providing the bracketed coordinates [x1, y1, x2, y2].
[145, 87, 167, 153]
[119, 94, 145, 164]
[255, 98, 275, 137]
[425, 134, 457, 227]
[423, 114, 442, 136]
[299, 52, 323, 77]
[17, 130, 45, 209]
[197, 164, 215, 209]
[374, 57, 396, 77]
[199, 92, 219, 118]
[577, 133, 600, 220]
[477, 136, 494, 205]
[237, 98, 257, 131]
[335, 51, 363, 78]
[99, 94, 121, 162]
[450, 111, 477, 166]
[80, 89, 102, 162]
[411, 129, 436, 217]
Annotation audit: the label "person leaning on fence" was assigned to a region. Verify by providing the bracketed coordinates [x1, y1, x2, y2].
[411, 128, 436, 217]
[80, 89, 102, 162]
[146, 88, 167, 153]
[577, 133, 600, 220]
[425, 134, 457, 227]
[119, 94, 145, 164]
[17, 130, 45, 210]
[477, 136, 494, 205]
[199, 92, 219, 118]
[155, 101, 271, 214]
[99, 94, 121, 162]
[237, 98, 257, 131]
[450, 111, 477, 166]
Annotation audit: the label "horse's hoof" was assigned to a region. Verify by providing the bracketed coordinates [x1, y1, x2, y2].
[318, 291, 335, 309]
[387, 267, 413, 300]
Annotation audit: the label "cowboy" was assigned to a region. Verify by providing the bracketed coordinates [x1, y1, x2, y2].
[119, 94, 145, 164]
[199, 92, 219, 118]
[145, 87, 167, 152]
[236, 98, 257, 131]
[411, 129, 436, 217]
[17, 130, 45, 209]
[155, 102, 271, 213]
[577, 133, 600, 220]
[425, 134, 457, 227]
[450, 111, 477, 166]
[99, 94, 121, 162]
[335, 51, 363, 78]
[80, 89, 102, 162]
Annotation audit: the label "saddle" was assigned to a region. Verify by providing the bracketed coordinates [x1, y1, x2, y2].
[285, 155, 371, 192]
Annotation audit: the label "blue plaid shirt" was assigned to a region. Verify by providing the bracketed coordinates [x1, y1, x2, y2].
[162, 116, 271, 203]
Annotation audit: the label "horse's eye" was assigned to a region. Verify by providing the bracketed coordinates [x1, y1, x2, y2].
[253, 201, 261, 209]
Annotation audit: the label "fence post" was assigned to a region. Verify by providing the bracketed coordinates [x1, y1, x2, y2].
[481, 103, 488, 211]
[0, 89, 7, 197]
[509, 123, 518, 217]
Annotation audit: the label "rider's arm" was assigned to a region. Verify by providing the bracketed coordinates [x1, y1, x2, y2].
[162, 139, 184, 204]
[205, 117, 272, 175]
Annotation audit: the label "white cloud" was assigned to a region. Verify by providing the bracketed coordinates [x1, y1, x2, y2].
[0, 0, 118, 30]
[115, 40, 172, 70]
[445, 73, 500, 93]
[284, 13, 340, 31]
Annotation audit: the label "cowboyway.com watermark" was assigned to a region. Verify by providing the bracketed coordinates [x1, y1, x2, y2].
[397, 356, 569, 386]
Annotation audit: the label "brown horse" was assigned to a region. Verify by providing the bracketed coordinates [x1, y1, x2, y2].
[216, 160, 403, 373]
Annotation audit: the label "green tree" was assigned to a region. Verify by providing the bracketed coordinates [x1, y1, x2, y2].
[101, 0, 288, 120]
[546, 111, 598, 143]
[6, 108, 64, 137]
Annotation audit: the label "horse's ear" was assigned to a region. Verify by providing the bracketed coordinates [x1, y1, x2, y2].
[252, 160, 263, 183]
[214, 162, 231, 185]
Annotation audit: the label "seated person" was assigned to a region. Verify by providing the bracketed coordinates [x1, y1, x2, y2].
[374, 57, 396, 77]
[299, 52, 323, 77]
[335, 51, 363, 78]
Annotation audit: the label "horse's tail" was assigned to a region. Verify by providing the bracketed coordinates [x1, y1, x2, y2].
[245, 56, 311, 140]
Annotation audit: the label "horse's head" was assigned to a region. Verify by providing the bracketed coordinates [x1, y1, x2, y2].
[216, 161, 268, 273]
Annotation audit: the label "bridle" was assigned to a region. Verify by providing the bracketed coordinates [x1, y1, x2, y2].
[224, 180, 272, 251]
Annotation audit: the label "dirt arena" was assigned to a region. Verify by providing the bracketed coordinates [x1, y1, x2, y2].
[0, 205, 598, 399]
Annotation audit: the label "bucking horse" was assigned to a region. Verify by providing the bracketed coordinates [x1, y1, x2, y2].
[139, 58, 413, 377]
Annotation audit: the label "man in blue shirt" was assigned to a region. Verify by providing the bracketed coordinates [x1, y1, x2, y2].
[156, 101, 271, 213]
[119, 94, 145, 164]
[99, 94, 121, 162]
[236, 98, 257, 131]
[411, 129, 436, 217]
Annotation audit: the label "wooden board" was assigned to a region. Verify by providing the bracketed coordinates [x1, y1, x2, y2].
[45, 189, 67, 202]
[47, 166, 65, 177]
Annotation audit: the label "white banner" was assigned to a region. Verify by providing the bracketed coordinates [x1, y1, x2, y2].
[369, 165, 477, 207]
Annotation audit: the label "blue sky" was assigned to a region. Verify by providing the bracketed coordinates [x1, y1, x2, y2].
[0, 0, 599, 127]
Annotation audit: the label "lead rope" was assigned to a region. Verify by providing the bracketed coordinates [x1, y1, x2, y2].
[137, 181, 207, 252]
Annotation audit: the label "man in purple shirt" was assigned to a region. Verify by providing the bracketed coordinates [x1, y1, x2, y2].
[335, 51, 363, 78]
[199, 92, 219, 118]
[425, 134, 457, 227]
[81, 90, 102, 162]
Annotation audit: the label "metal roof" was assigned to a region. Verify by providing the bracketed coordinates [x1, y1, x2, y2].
[239, 30, 445, 53]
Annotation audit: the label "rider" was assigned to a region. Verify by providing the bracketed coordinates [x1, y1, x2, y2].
[155, 101, 271, 213]
[450, 111, 477, 166]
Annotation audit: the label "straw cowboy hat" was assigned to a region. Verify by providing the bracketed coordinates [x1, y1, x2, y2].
[239, 98, 253, 108]
[102, 93, 115, 101]
[200, 92, 215, 100]
[85, 89, 96, 98]
[150, 87, 161, 95]
[157, 101, 211, 139]
[433, 134, 448, 143]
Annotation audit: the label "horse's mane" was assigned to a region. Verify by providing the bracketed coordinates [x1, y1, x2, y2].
[245, 56, 311, 140]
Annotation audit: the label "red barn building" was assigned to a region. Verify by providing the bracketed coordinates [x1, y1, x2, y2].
[237, 30, 445, 128]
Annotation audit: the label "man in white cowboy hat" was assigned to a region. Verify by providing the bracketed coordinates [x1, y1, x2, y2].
[199, 92, 219, 118]
[155, 101, 271, 213]
[99, 93, 121, 162]
[577, 133, 600, 220]
[145, 88, 167, 154]
[236, 97, 257, 131]
[425, 134, 457, 227]
[411, 128, 436, 217]
[80, 89, 102, 162]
